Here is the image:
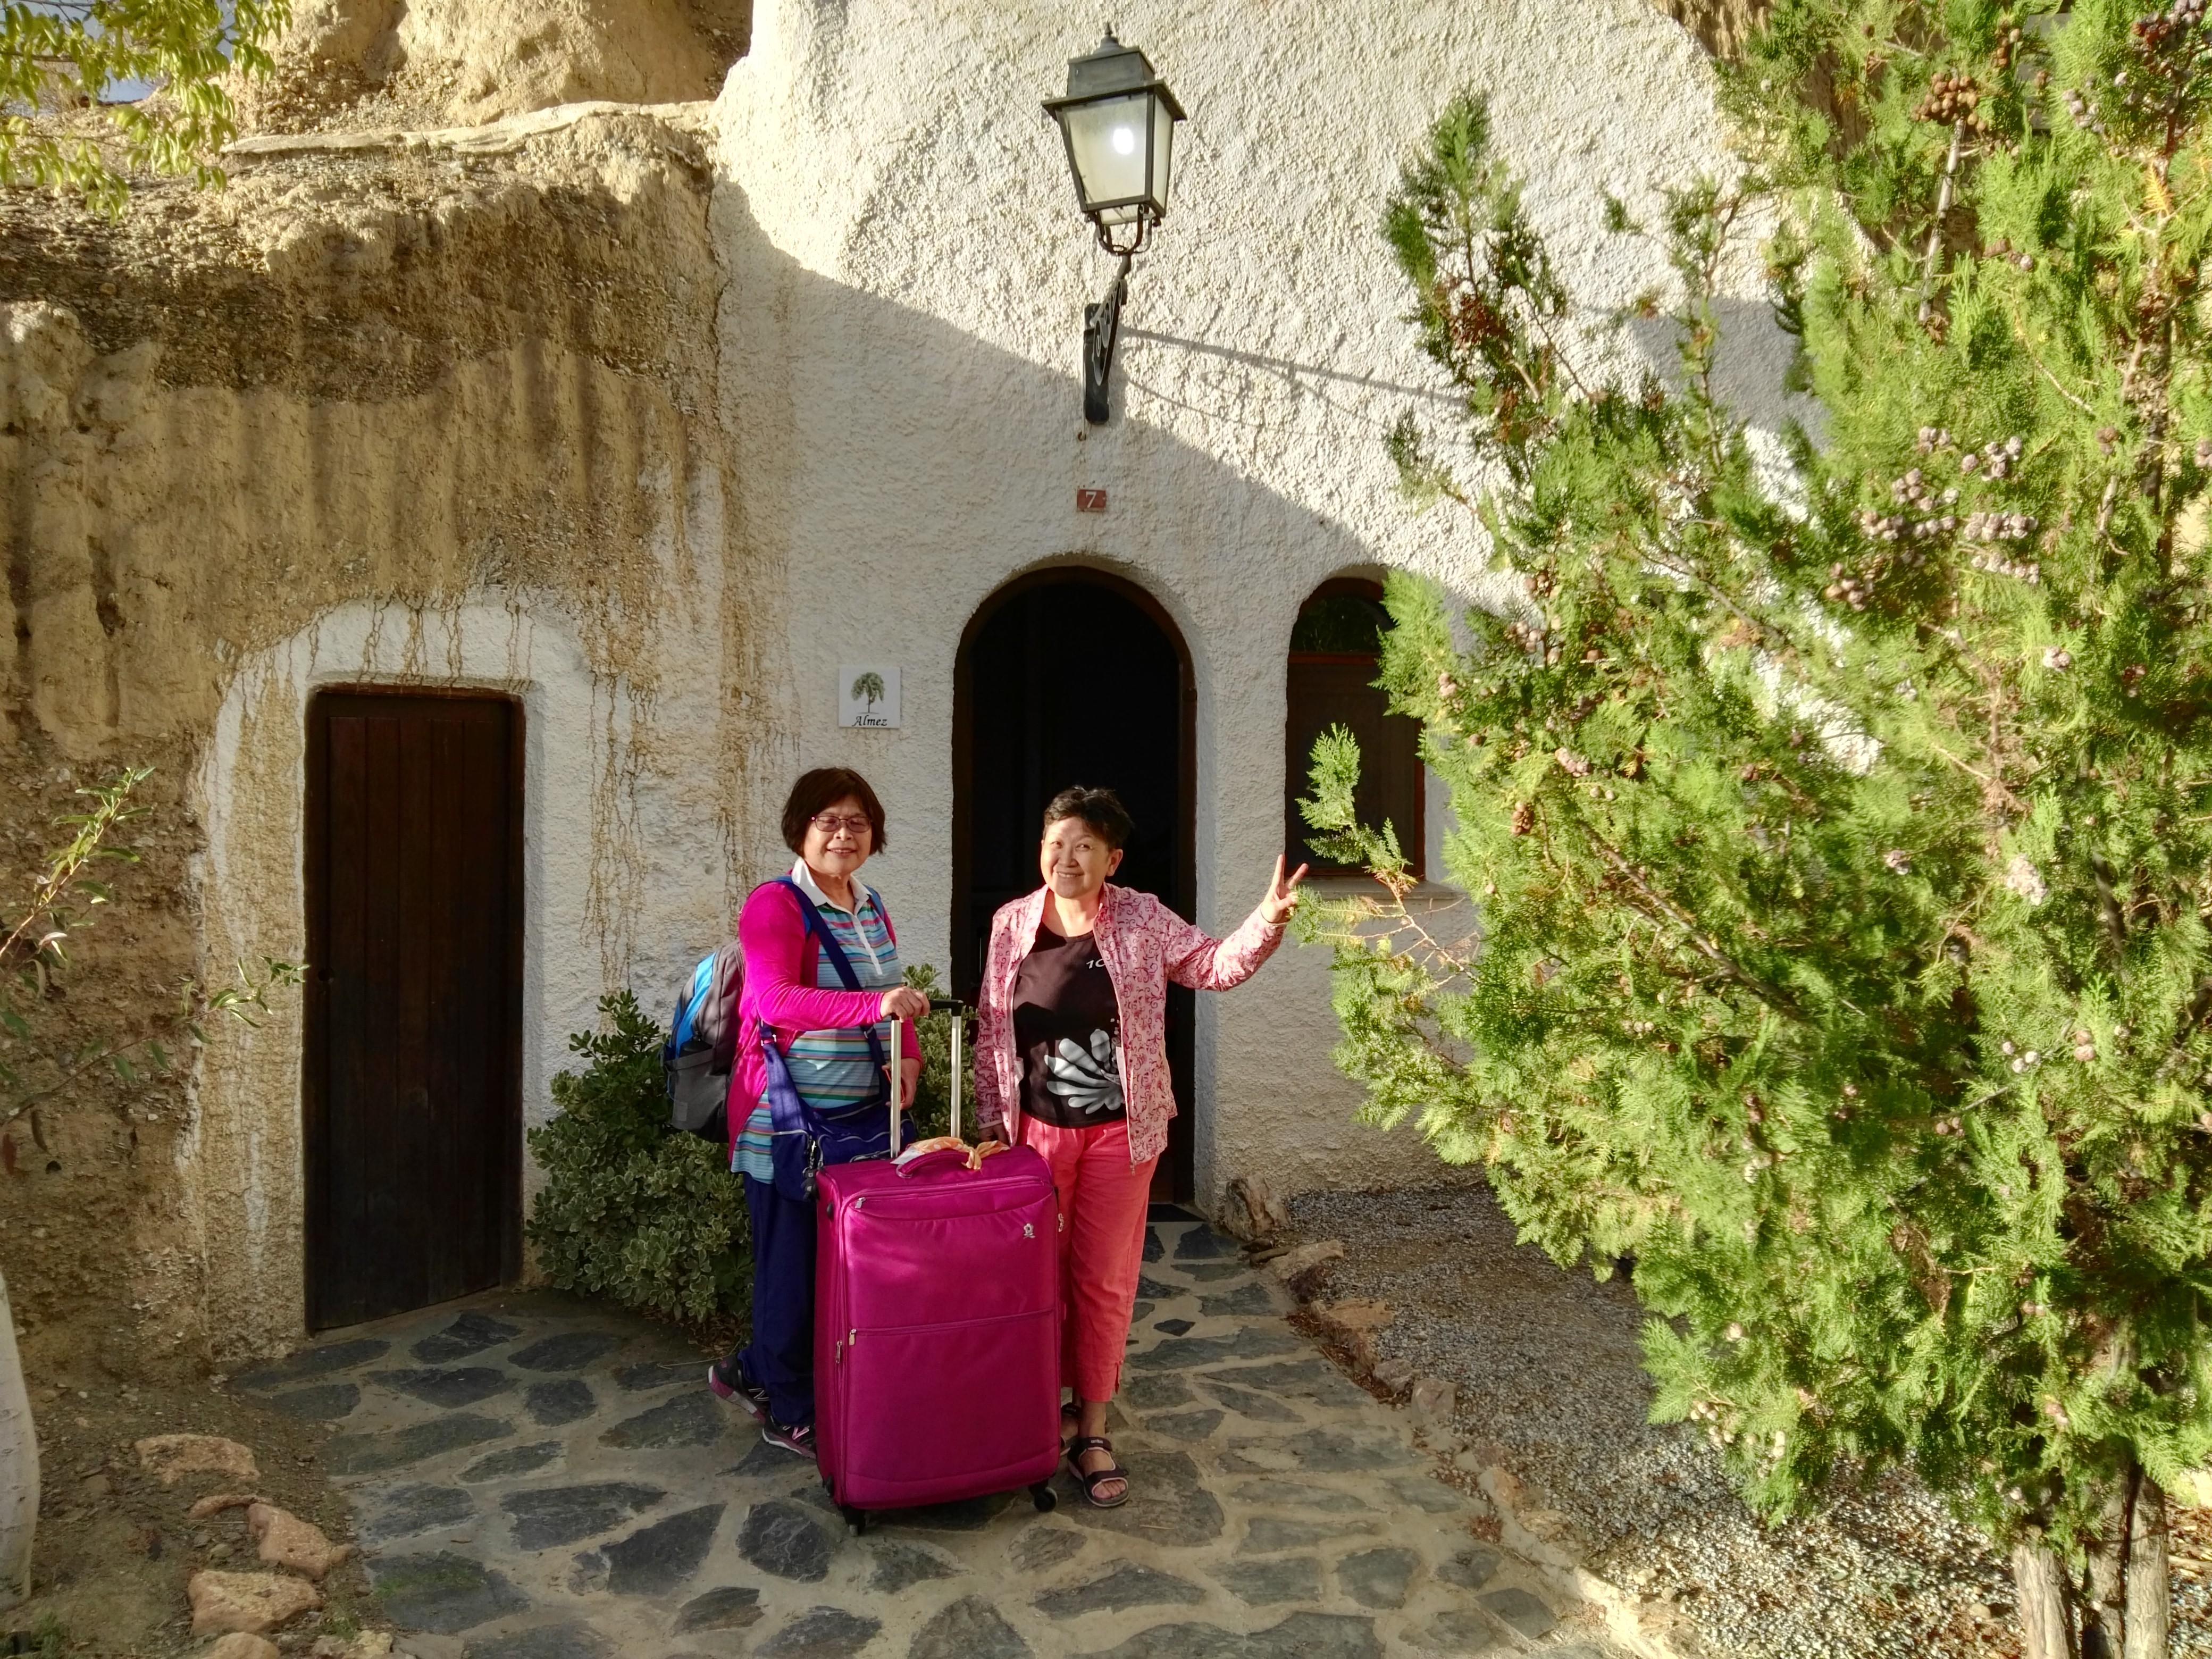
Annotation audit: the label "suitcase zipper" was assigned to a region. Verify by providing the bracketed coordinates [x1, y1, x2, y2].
[844, 1307, 1053, 1339]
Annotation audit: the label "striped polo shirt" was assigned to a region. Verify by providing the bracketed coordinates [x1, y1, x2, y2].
[732, 860, 902, 1182]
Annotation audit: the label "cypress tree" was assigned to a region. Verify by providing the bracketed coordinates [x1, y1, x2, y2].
[1303, 5, 2212, 1652]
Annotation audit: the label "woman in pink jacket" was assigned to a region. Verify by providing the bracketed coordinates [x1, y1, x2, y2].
[974, 785, 1305, 1507]
[707, 768, 928, 1457]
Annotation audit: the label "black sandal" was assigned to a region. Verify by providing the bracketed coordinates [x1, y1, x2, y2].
[1060, 1400, 1080, 1449]
[1066, 1435, 1130, 1509]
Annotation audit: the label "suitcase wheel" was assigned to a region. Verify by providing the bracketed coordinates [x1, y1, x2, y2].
[1029, 1481, 1058, 1513]
[840, 1504, 869, 1536]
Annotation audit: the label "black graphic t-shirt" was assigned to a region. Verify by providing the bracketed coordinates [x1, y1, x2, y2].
[1012, 917, 1126, 1128]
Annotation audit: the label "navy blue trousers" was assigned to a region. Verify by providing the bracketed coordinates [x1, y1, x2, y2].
[734, 1172, 816, 1428]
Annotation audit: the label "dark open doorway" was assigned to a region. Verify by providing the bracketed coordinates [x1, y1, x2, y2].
[952, 569, 1197, 1201]
[304, 689, 524, 1330]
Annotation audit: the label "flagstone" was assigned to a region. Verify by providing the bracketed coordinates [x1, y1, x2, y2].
[526, 1381, 597, 1426]
[463, 1624, 610, 1659]
[600, 1502, 723, 1594]
[411, 1313, 524, 1364]
[328, 1414, 511, 1476]
[361, 1482, 475, 1543]
[1213, 1555, 1322, 1605]
[510, 1331, 620, 1371]
[673, 1585, 762, 1632]
[613, 1361, 697, 1392]
[755, 1606, 881, 1658]
[367, 1551, 528, 1632]
[738, 1499, 834, 1581]
[1007, 1524, 1086, 1572]
[1033, 1562, 1206, 1619]
[597, 1393, 725, 1449]
[1479, 1585, 1559, 1638]
[460, 1443, 563, 1483]
[864, 1538, 958, 1592]
[233, 1338, 390, 1392]
[372, 1367, 515, 1409]
[501, 1483, 664, 1550]
[269, 1382, 361, 1421]
[1336, 1545, 1419, 1608]
[909, 1595, 1030, 1659]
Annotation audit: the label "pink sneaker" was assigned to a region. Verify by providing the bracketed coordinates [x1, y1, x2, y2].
[761, 1418, 816, 1459]
[707, 1359, 769, 1423]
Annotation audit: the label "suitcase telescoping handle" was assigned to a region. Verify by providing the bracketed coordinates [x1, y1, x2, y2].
[888, 996, 972, 1157]
[929, 996, 967, 1143]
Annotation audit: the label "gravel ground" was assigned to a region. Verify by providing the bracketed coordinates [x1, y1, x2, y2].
[1289, 1178, 2212, 1659]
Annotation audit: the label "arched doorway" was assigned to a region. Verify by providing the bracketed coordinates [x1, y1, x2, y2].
[952, 568, 1196, 1200]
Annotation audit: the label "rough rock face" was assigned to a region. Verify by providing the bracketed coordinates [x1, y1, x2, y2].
[187, 1569, 324, 1635]
[248, 1501, 354, 1578]
[1654, 0, 1772, 55]
[244, 0, 750, 130]
[0, 108, 743, 1374]
[136, 1435, 262, 1487]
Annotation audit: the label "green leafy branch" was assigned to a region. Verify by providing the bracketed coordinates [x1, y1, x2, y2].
[0, 0, 293, 213]
[0, 766, 300, 1135]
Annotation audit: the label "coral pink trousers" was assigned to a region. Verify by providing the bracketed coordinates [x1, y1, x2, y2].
[1020, 1117, 1158, 1402]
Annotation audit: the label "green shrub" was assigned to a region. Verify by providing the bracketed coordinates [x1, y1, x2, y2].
[526, 992, 747, 1322]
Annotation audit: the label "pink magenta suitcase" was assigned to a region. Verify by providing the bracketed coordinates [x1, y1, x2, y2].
[812, 1002, 1063, 1531]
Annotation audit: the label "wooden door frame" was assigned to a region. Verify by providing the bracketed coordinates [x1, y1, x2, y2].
[301, 684, 527, 1331]
[950, 565, 1200, 1199]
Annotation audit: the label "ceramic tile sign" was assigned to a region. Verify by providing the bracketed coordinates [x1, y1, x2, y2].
[839, 665, 901, 728]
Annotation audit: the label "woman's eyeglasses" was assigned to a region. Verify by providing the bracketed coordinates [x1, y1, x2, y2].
[810, 814, 873, 837]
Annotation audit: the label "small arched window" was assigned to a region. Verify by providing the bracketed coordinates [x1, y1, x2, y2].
[1285, 578, 1424, 879]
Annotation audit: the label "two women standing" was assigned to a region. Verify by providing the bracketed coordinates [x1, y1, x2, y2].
[710, 768, 1303, 1510]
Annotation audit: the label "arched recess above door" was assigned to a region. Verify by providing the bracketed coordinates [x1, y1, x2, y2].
[1286, 576, 1424, 881]
[951, 565, 1198, 1200]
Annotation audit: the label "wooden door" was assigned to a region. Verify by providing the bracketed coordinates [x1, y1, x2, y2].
[305, 691, 522, 1330]
[1285, 581, 1424, 879]
[954, 573, 1198, 1201]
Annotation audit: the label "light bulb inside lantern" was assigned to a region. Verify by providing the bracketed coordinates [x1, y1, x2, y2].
[1111, 125, 1136, 155]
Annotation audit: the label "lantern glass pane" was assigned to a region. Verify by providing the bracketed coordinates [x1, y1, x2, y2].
[1061, 91, 1152, 210]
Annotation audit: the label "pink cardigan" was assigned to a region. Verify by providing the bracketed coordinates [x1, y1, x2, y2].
[725, 879, 918, 1158]
[974, 884, 1286, 1167]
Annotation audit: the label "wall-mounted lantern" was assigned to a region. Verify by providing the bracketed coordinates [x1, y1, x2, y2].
[1043, 26, 1185, 423]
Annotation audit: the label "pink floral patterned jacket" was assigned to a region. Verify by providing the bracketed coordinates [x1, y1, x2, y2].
[973, 883, 1286, 1168]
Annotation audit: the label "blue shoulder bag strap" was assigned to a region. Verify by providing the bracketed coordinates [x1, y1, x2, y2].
[775, 877, 890, 1085]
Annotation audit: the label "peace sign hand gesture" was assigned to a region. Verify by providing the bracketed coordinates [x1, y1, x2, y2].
[1259, 854, 1310, 927]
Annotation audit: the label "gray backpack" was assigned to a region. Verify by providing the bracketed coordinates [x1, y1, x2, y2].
[664, 939, 743, 1140]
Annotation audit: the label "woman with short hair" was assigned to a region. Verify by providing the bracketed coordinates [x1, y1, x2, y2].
[974, 785, 1305, 1506]
[708, 767, 928, 1456]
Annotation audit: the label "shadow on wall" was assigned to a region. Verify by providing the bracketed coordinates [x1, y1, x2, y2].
[708, 179, 1420, 867]
[1128, 300, 1810, 464]
[708, 188, 1471, 1202]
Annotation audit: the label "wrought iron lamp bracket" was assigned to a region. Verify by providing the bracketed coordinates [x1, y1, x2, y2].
[1083, 249, 1135, 425]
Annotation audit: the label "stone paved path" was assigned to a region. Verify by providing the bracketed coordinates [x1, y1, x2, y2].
[238, 1209, 1622, 1657]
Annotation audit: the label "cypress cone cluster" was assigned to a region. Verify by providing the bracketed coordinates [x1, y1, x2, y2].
[1306, 3, 2212, 1652]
